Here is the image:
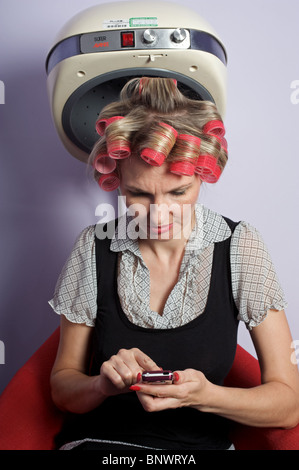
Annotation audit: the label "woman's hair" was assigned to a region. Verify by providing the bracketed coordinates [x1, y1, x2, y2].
[89, 77, 228, 191]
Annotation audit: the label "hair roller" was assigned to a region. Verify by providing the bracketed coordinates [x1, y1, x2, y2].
[93, 152, 117, 174]
[106, 138, 131, 159]
[170, 134, 201, 176]
[208, 132, 228, 153]
[170, 161, 195, 176]
[105, 117, 131, 159]
[98, 171, 120, 192]
[96, 116, 124, 136]
[203, 120, 225, 138]
[221, 137, 228, 152]
[195, 154, 222, 183]
[140, 122, 178, 166]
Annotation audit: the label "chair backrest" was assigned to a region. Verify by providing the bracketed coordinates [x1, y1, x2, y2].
[0, 328, 64, 450]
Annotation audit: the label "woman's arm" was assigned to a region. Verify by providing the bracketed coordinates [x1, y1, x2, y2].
[51, 316, 159, 414]
[197, 310, 299, 428]
[133, 310, 299, 429]
[50, 316, 103, 414]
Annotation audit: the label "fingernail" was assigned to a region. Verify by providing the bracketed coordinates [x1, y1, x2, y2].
[137, 372, 141, 382]
[130, 385, 141, 391]
[173, 372, 180, 382]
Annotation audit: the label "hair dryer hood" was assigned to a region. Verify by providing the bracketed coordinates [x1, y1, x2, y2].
[46, 1, 227, 162]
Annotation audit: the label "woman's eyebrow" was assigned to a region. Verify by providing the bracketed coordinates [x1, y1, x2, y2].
[125, 186, 151, 194]
[125, 183, 192, 194]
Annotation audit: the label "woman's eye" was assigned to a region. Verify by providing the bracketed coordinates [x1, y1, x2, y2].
[171, 191, 186, 196]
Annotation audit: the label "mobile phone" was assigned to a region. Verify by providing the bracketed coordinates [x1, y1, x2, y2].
[142, 370, 173, 384]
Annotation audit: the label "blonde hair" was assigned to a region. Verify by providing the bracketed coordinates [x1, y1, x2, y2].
[89, 77, 228, 187]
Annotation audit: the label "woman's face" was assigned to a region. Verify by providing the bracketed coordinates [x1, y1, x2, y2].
[119, 155, 201, 242]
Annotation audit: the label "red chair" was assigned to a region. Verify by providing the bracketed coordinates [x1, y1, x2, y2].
[0, 328, 298, 450]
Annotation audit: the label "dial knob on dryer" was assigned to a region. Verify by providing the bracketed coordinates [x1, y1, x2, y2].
[143, 29, 157, 44]
[172, 28, 187, 43]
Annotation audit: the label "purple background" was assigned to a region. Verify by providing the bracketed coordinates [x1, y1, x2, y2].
[1, 0, 299, 393]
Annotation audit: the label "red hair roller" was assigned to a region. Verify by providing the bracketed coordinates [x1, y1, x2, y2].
[140, 148, 166, 166]
[98, 172, 120, 192]
[170, 161, 195, 176]
[93, 153, 117, 174]
[96, 116, 124, 136]
[169, 134, 200, 175]
[140, 122, 178, 166]
[203, 120, 225, 138]
[209, 133, 228, 153]
[221, 137, 228, 152]
[195, 155, 221, 183]
[160, 122, 178, 138]
[107, 141, 131, 159]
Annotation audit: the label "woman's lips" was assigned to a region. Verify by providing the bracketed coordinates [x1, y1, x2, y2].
[148, 223, 174, 235]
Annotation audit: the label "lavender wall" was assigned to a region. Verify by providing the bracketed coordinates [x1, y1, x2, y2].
[0, 0, 298, 394]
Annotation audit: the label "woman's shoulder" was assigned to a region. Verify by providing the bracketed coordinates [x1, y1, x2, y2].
[75, 224, 96, 242]
[229, 219, 267, 249]
[71, 224, 96, 252]
[202, 205, 262, 239]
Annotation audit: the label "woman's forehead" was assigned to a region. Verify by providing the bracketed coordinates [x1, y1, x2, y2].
[121, 156, 184, 182]
[119, 157, 198, 193]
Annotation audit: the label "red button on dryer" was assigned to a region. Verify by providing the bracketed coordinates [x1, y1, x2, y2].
[121, 32, 135, 47]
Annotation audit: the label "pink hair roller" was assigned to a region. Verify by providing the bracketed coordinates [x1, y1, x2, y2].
[209, 133, 228, 153]
[93, 153, 117, 174]
[221, 137, 228, 152]
[169, 134, 200, 175]
[204, 165, 221, 183]
[95, 119, 107, 136]
[140, 148, 166, 166]
[203, 120, 225, 138]
[98, 172, 120, 192]
[107, 141, 131, 159]
[170, 161, 195, 176]
[195, 155, 221, 183]
[140, 122, 178, 166]
[160, 122, 178, 139]
[95, 116, 124, 136]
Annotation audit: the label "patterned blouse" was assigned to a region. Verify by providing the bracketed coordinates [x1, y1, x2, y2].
[49, 204, 287, 331]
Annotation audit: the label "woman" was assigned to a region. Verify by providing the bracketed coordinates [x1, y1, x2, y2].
[49, 77, 299, 450]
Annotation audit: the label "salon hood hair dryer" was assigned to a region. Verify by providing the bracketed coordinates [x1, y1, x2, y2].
[46, 1, 227, 162]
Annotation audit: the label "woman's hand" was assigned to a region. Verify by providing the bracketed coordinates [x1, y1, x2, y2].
[130, 369, 210, 412]
[96, 348, 161, 398]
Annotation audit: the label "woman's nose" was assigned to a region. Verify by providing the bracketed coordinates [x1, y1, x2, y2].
[149, 201, 172, 226]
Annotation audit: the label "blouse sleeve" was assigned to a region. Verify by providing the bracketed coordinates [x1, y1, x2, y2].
[48, 225, 97, 327]
[230, 221, 288, 330]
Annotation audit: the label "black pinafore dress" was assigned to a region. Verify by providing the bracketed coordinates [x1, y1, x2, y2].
[57, 217, 240, 450]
